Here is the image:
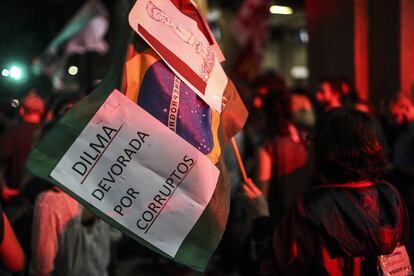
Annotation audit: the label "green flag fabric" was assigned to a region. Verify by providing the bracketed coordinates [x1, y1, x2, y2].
[33, 0, 109, 90]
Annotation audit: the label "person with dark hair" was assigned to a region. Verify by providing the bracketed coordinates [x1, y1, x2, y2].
[29, 187, 115, 276]
[338, 78, 359, 107]
[315, 79, 342, 112]
[255, 89, 311, 223]
[244, 108, 410, 275]
[0, 91, 46, 272]
[0, 91, 45, 199]
[28, 96, 119, 276]
[290, 89, 316, 131]
[387, 92, 414, 266]
[314, 108, 388, 183]
[389, 93, 414, 167]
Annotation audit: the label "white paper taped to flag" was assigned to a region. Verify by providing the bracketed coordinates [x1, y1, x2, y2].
[128, 0, 228, 112]
[51, 90, 219, 257]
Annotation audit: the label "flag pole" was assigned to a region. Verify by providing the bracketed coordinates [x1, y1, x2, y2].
[230, 137, 249, 183]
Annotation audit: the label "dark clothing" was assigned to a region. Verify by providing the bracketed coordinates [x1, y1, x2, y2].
[340, 92, 358, 107]
[253, 181, 408, 275]
[0, 123, 40, 270]
[264, 136, 311, 223]
[393, 123, 414, 168]
[385, 168, 414, 261]
[0, 122, 40, 190]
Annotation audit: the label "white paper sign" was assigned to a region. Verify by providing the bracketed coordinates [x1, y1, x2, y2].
[51, 90, 219, 257]
[378, 245, 413, 276]
[128, 0, 227, 112]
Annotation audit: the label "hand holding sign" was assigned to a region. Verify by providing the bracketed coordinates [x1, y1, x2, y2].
[242, 179, 270, 219]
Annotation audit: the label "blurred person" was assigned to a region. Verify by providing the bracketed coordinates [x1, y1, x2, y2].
[338, 78, 359, 107]
[290, 89, 316, 131]
[0, 91, 45, 272]
[29, 187, 114, 276]
[387, 93, 414, 257]
[389, 93, 414, 168]
[246, 70, 287, 144]
[0, 201, 25, 274]
[352, 100, 389, 160]
[232, 72, 289, 275]
[0, 91, 45, 199]
[315, 79, 342, 112]
[256, 89, 311, 223]
[29, 98, 118, 276]
[243, 108, 410, 275]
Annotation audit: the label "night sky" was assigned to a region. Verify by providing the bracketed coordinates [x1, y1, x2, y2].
[0, 0, 112, 98]
[0, 0, 303, 100]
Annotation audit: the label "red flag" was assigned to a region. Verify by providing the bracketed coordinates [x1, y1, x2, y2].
[230, 0, 271, 82]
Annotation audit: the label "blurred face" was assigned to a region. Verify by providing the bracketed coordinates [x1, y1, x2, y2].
[316, 82, 334, 103]
[390, 97, 413, 125]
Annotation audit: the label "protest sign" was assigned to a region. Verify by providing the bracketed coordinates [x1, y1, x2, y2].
[27, 1, 248, 270]
[51, 90, 219, 257]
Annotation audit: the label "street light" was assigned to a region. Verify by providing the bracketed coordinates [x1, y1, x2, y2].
[269, 5, 293, 15]
[1, 64, 27, 83]
[68, 65, 79, 76]
[1, 69, 10, 77]
[9, 66, 23, 80]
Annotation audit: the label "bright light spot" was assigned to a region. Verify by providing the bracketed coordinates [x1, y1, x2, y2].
[1, 69, 10, 77]
[68, 66, 79, 76]
[207, 9, 221, 21]
[9, 66, 22, 80]
[253, 97, 263, 109]
[11, 99, 19, 108]
[300, 29, 309, 43]
[291, 66, 309, 79]
[269, 5, 293, 15]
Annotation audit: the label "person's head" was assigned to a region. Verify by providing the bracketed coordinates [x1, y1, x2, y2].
[19, 91, 45, 124]
[389, 94, 414, 125]
[263, 88, 292, 137]
[315, 80, 342, 109]
[314, 108, 388, 183]
[291, 91, 315, 128]
[252, 70, 286, 93]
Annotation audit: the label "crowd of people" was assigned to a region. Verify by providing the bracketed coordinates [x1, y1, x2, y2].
[0, 92, 119, 276]
[244, 109, 407, 274]
[220, 73, 414, 275]
[0, 71, 414, 275]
